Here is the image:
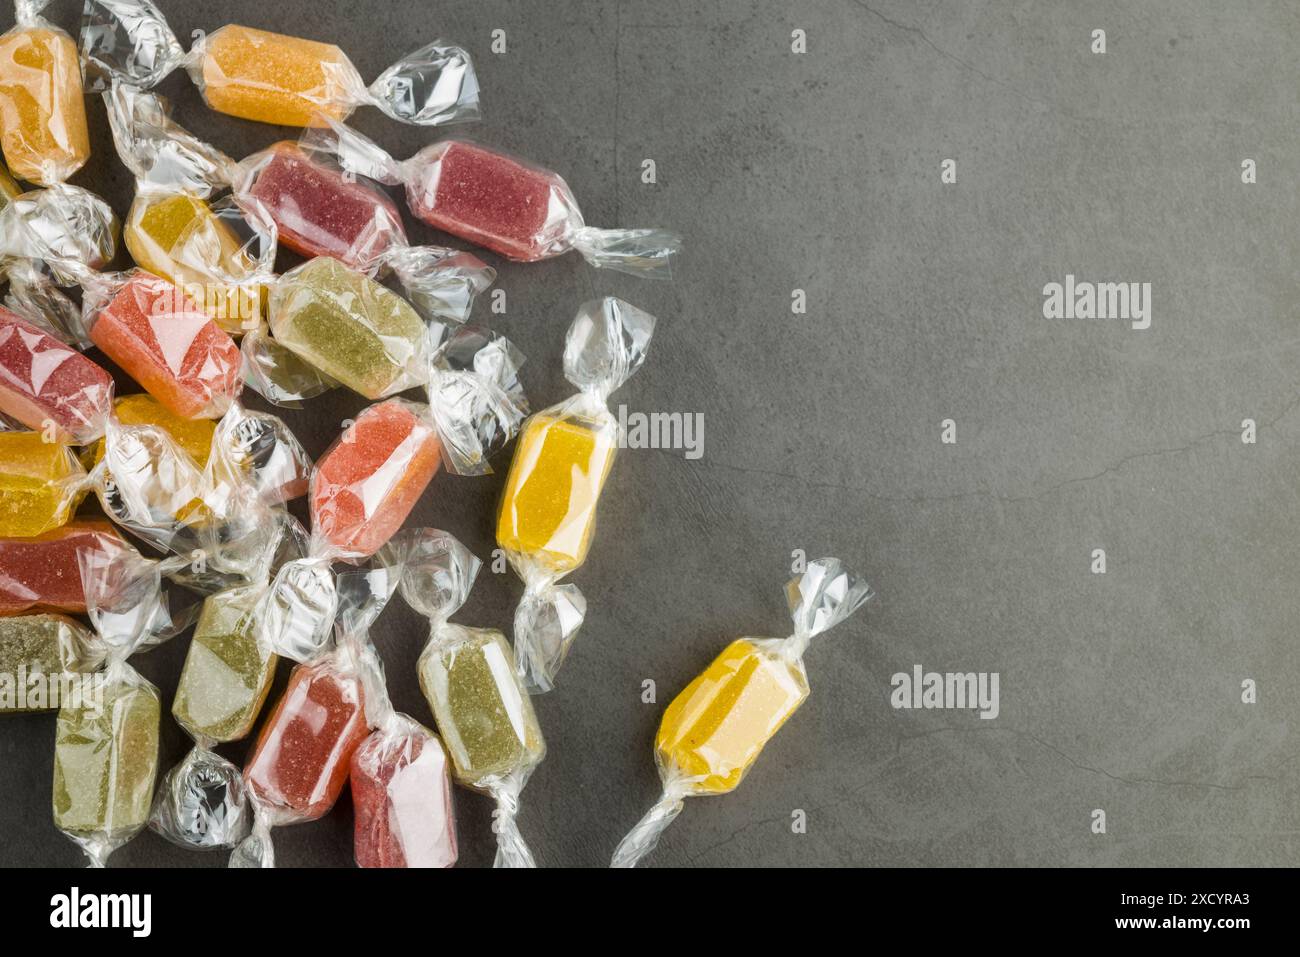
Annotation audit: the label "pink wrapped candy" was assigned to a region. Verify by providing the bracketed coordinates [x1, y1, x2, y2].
[0, 521, 132, 615]
[351, 720, 457, 868]
[0, 306, 115, 443]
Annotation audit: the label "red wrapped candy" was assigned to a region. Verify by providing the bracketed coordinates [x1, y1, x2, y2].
[243, 658, 368, 821]
[0, 521, 132, 615]
[310, 399, 442, 558]
[0, 306, 115, 444]
[242, 142, 407, 271]
[87, 271, 242, 419]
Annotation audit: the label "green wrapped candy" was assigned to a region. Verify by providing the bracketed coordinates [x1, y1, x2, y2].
[0, 614, 100, 713]
[269, 256, 426, 400]
[417, 626, 544, 786]
[172, 587, 277, 744]
[52, 667, 160, 844]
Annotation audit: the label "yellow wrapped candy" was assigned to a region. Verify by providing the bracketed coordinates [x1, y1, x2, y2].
[124, 194, 262, 334]
[197, 25, 359, 127]
[497, 415, 617, 575]
[0, 14, 89, 186]
[611, 559, 873, 867]
[0, 431, 85, 537]
[496, 298, 656, 692]
[90, 395, 216, 469]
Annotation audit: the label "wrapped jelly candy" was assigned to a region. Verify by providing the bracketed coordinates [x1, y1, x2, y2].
[611, 559, 873, 868]
[90, 395, 217, 471]
[150, 512, 306, 851]
[307, 122, 682, 278]
[235, 140, 407, 271]
[93, 401, 312, 565]
[0, 182, 118, 282]
[82, 1, 480, 128]
[0, 0, 90, 185]
[0, 613, 102, 711]
[0, 431, 86, 537]
[498, 298, 657, 691]
[0, 520, 133, 615]
[104, 84, 275, 335]
[232, 567, 395, 868]
[0, 305, 115, 444]
[53, 543, 191, 866]
[347, 568, 458, 868]
[308, 324, 527, 559]
[384, 528, 543, 868]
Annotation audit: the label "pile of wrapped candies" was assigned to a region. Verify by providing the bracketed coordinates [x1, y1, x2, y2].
[0, 0, 872, 869]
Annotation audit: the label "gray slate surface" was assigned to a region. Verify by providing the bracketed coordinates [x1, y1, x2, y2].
[1, 0, 1296, 867]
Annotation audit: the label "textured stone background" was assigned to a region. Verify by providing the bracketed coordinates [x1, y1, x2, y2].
[1, 0, 1297, 867]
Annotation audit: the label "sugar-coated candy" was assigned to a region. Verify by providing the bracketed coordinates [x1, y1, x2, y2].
[0, 305, 115, 443]
[419, 627, 545, 784]
[497, 298, 656, 691]
[0, 613, 99, 711]
[0, 521, 130, 616]
[0, 3, 89, 185]
[309, 123, 681, 278]
[125, 194, 262, 334]
[93, 394, 216, 469]
[82, 3, 481, 128]
[242, 141, 406, 269]
[86, 270, 242, 419]
[0, 431, 85, 537]
[611, 560, 873, 868]
[244, 658, 367, 822]
[311, 400, 443, 558]
[52, 665, 159, 841]
[497, 414, 617, 575]
[351, 719, 458, 868]
[269, 257, 426, 400]
[385, 528, 541, 867]
[172, 586, 276, 744]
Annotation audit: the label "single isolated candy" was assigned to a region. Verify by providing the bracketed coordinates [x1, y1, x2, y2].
[243, 659, 368, 821]
[172, 587, 277, 743]
[269, 257, 426, 400]
[0, 7, 90, 185]
[0, 306, 115, 444]
[87, 271, 242, 419]
[243, 142, 406, 268]
[311, 400, 442, 558]
[611, 560, 873, 868]
[350, 721, 458, 868]
[0, 613, 98, 711]
[496, 298, 655, 691]
[0, 431, 85, 537]
[0, 522, 130, 616]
